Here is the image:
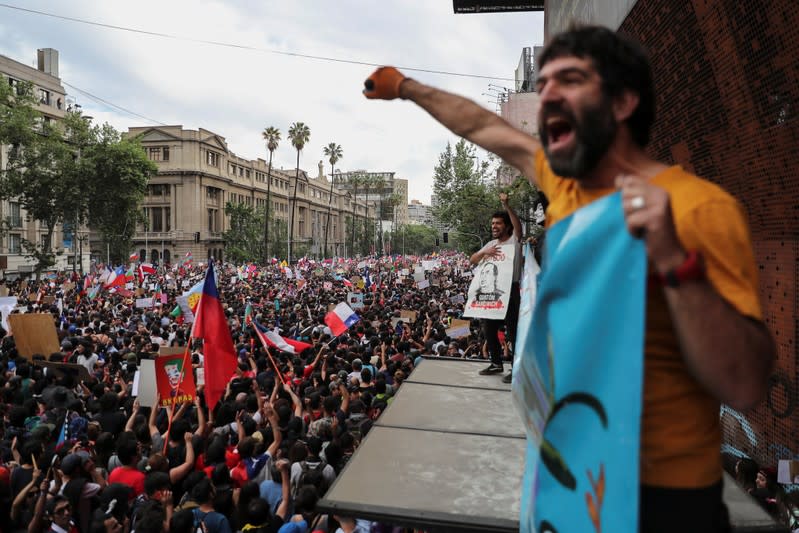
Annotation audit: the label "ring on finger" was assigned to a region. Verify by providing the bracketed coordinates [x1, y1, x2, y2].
[630, 195, 646, 210]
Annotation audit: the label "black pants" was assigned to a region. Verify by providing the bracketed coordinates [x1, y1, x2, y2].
[481, 282, 520, 367]
[640, 480, 730, 533]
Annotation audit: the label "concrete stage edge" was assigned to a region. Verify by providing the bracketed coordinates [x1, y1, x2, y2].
[317, 358, 785, 532]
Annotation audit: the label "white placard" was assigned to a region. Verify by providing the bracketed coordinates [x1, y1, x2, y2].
[400, 269, 409, 276]
[416, 279, 430, 290]
[182, 280, 190, 288]
[196, 367, 205, 387]
[413, 271, 426, 282]
[422, 260, 437, 271]
[347, 292, 364, 310]
[462, 244, 515, 320]
[136, 359, 157, 407]
[135, 298, 154, 308]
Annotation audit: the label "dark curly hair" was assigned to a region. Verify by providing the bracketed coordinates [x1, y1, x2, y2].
[538, 24, 655, 147]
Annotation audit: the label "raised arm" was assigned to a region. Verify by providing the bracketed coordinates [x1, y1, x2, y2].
[149, 395, 161, 439]
[125, 398, 141, 433]
[169, 432, 195, 485]
[500, 192, 523, 240]
[364, 67, 541, 185]
[264, 403, 282, 458]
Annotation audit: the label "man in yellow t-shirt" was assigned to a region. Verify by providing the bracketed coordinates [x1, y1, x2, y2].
[363, 25, 775, 532]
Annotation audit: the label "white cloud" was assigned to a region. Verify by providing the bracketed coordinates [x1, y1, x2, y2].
[0, 1, 544, 203]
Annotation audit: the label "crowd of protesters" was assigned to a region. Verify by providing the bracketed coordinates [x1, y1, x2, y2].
[0, 252, 511, 533]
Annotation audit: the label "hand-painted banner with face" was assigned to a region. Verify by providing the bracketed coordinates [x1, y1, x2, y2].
[513, 193, 646, 533]
[155, 353, 197, 407]
[463, 244, 515, 320]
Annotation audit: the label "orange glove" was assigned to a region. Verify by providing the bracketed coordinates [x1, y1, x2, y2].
[363, 67, 407, 100]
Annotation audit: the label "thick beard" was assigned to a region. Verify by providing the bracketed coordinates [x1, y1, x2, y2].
[539, 99, 617, 179]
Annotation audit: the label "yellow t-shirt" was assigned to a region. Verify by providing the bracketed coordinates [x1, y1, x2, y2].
[534, 149, 762, 488]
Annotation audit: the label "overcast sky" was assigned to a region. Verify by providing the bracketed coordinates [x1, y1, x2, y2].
[0, 2, 544, 204]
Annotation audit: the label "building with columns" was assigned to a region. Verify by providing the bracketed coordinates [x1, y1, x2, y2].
[124, 125, 374, 263]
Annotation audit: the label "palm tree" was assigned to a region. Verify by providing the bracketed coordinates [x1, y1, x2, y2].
[349, 173, 365, 257]
[287, 122, 310, 264]
[322, 142, 343, 259]
[261, 126, 280, 263]
[371, 175, 387, 255]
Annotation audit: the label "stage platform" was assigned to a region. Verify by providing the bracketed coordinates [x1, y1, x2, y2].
[318, 358, 786, 532]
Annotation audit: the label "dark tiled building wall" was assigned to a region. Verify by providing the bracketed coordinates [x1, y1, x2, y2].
[620, 0, 799, 467]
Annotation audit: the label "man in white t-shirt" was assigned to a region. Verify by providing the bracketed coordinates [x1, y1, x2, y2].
[470, 193, 522, 382]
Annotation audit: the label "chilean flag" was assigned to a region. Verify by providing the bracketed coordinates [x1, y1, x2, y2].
[324, 303, 361, 336]
[194, 258, 238, 410]
[253, 320, 313, 354]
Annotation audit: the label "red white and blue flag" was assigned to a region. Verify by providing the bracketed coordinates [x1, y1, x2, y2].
[324, 302, 360, 336]
[194, 258, 238, 410]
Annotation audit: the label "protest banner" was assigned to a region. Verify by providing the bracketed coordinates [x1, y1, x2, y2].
[9, 314, 60, 360]
[135, 359, 158, 407]
[445, 319, 471, 339]
[135, 298, 154, 308]
[513, 194, 646, 533]
[155, 353, 196, 407]
[0, 296, 17, 331]
[462, 244, 515, 320]
[347, 292, 364, 310]
[399, 310, 417, 323]
[449, 294, 465, 305]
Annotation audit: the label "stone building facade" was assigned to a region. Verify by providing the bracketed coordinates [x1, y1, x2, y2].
[125, 125, 374, 263]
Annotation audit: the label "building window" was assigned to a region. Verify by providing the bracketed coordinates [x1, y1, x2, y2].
[41, 234, 50, 249]
[8, 234, 20, 254]
[206, 151, 219, 167]
[8, 202, 21, 228]
[147, 147, 169, 162]
[151, 207, 163, 232]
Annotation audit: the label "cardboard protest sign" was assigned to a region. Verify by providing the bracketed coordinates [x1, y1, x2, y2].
[135, 298, 154, 308]
[0, 286, 8, 297]
[463, 244, 514, 320]
[61, 282, 75, 293]
[445, 319, 471, 339]
[430, 277, 440, 287]
[135, 288, 145, 297]
[9, 314, 60, 360]
[0, 296, 17, 331]
[33, 360, 91, 382]
[348, 292, 365, 310]
[135, 359, 158, 407]
[450, 294, 465, 305]
[400, 310, 417, 323]
[42, 296, 55, 305]
[155, 353, 196, 407]
[422, 260, 438, 271]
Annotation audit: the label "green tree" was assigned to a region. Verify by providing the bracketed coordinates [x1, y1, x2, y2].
[347, 173, 367, 256]
[87, 124, 155, 264]
[432, 139, 502, 253]
[322, 142, 342, 259]
[222, 201, 265, 263]
[0, 81, 153, 275]
[287, 122, 310, 264]
[261, 126, 280, 262]
[386, 224, 438, 255]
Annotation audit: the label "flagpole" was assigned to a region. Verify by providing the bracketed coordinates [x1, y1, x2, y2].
[163, 266, 207, 453]
[253, 326, 287, 385]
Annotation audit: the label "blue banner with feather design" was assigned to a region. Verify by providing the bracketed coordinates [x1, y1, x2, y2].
[512, 192, 646, 533]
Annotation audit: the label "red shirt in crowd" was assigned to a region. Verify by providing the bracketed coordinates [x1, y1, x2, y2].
[108, 465, 145, 497]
